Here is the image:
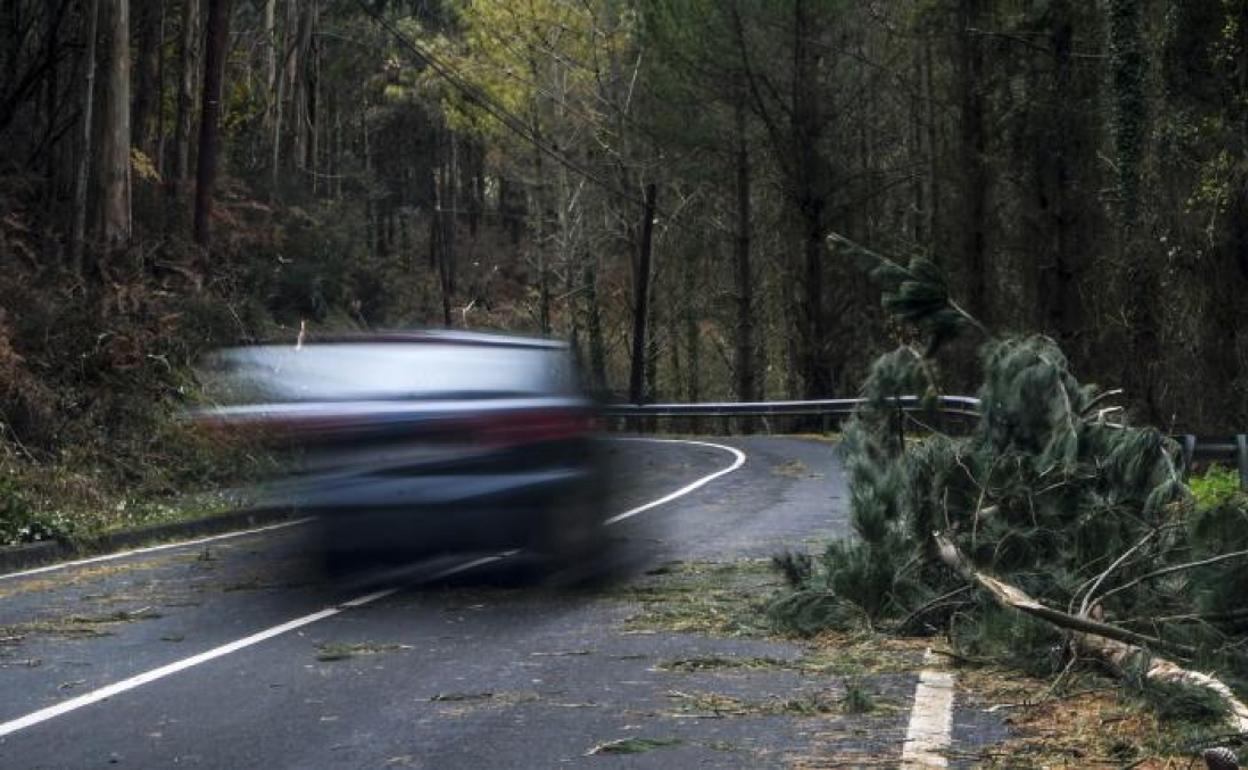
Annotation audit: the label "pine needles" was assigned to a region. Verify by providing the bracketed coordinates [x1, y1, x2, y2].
[776, 242, 1248, 735]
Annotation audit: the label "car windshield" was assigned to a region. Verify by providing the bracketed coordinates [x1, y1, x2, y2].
[204, 342, 577, 403]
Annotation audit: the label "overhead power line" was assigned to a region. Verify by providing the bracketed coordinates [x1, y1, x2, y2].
[351, 0, 649, 211]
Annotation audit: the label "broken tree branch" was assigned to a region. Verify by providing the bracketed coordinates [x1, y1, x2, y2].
[933, 531, 1248, 734]
[1076, 529, 1157, 617]
[1096, 549, 1248, 607]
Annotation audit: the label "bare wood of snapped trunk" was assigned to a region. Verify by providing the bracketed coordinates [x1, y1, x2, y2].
[193, 0, 232, 246]
[98, 0, 132, 251]
[628, 183, 657, 404]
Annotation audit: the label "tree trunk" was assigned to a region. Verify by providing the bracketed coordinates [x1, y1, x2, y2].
[956, 0, 988, 323]
[71, 0, 101, 272]
[683, 248, 700, 403]
[306, 1, 319, 193]
[263, 0, 276, 123]
[733, 90, 755, 404]
[270, 0, 292, 199]
[131, 0, 161, 157]
[924, 36, 940, 256]
[790, 0, 831, 398]
[628, 183, 657, 404]
[42, 1, 64, 201]
[192, 0, 230, 246]
[530, 98, 551, 335]
[584, 255, 607, 394]
[432, 167, 453, 327]
[290, 0, 312, 180]
[97, 0, 132, 251]
[1036, 2, 1081, 347]
[173, 0, 199, 190]
[910, 43, 925, 245]
[153, 0, 168, 179]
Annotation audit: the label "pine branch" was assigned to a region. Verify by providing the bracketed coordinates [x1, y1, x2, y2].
[827, 231, 992, 349]
[934, 532, 1248, 735]
[1096, 549, 1248, 607]
[1076, 529, 1156, 616]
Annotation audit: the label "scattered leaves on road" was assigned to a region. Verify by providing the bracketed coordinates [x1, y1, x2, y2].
[428, 691, 494, 702]
[585, 737, 682, 755]
[773, 459, 821, 479]
[614, 558, 779, 636]
[314, 641, 411, 661]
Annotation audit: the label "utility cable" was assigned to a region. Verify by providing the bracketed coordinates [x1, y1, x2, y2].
[352, 0, 651, 211]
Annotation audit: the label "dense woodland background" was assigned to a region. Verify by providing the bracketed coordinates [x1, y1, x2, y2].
[1, 0, 1248, 527]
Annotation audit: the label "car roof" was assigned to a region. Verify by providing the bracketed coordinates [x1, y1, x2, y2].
[287, 329, 567, 350]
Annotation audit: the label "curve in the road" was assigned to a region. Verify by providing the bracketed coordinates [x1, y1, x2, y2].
[0, 438, 745, 739]
[603, 438, 746, 525]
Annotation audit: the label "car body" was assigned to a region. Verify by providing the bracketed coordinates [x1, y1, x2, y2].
[194, 330, 608, 568]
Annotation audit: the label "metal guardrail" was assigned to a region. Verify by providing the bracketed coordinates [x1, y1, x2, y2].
[604, 396, 1248, 488]
[603, 395, 980, 419]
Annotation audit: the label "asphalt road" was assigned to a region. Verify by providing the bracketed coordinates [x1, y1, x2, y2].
[0, 436, 992, 769]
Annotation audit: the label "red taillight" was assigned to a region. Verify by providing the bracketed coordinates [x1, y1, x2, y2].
[479, 409, 596, 448]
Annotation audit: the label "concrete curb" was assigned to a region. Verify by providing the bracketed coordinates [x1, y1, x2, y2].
[0, 507, 300, 574]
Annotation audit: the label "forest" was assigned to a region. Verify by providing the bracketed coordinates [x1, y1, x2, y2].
[0, 0, 1247, 528]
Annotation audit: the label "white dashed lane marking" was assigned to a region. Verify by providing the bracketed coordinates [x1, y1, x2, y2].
[900, 648, 957, 769]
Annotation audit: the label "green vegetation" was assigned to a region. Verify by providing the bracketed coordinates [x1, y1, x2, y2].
[1189, 465, 1245, 511]
[0, 476, 74, 546]
[839, 680, 876, 715]
[772, 252, 1248, 748]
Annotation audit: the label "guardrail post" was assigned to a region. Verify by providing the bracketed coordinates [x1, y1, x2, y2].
[1237, 434, 1248, 490]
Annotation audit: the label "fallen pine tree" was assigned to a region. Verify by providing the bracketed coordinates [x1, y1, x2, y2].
[770, 236, 1248, 763]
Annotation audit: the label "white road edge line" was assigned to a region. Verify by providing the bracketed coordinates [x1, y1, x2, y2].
[0, 438, 744, 739]
[900, 648, 956, 769]
[603, 438, 745, 526]
[0, 518, 317, 582]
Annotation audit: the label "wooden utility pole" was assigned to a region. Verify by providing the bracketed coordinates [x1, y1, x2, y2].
[628, 183, 658, 404]
[193, 0, 232, 246]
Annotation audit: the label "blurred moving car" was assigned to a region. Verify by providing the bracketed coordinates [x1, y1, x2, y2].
[194, 331, 609, 570]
